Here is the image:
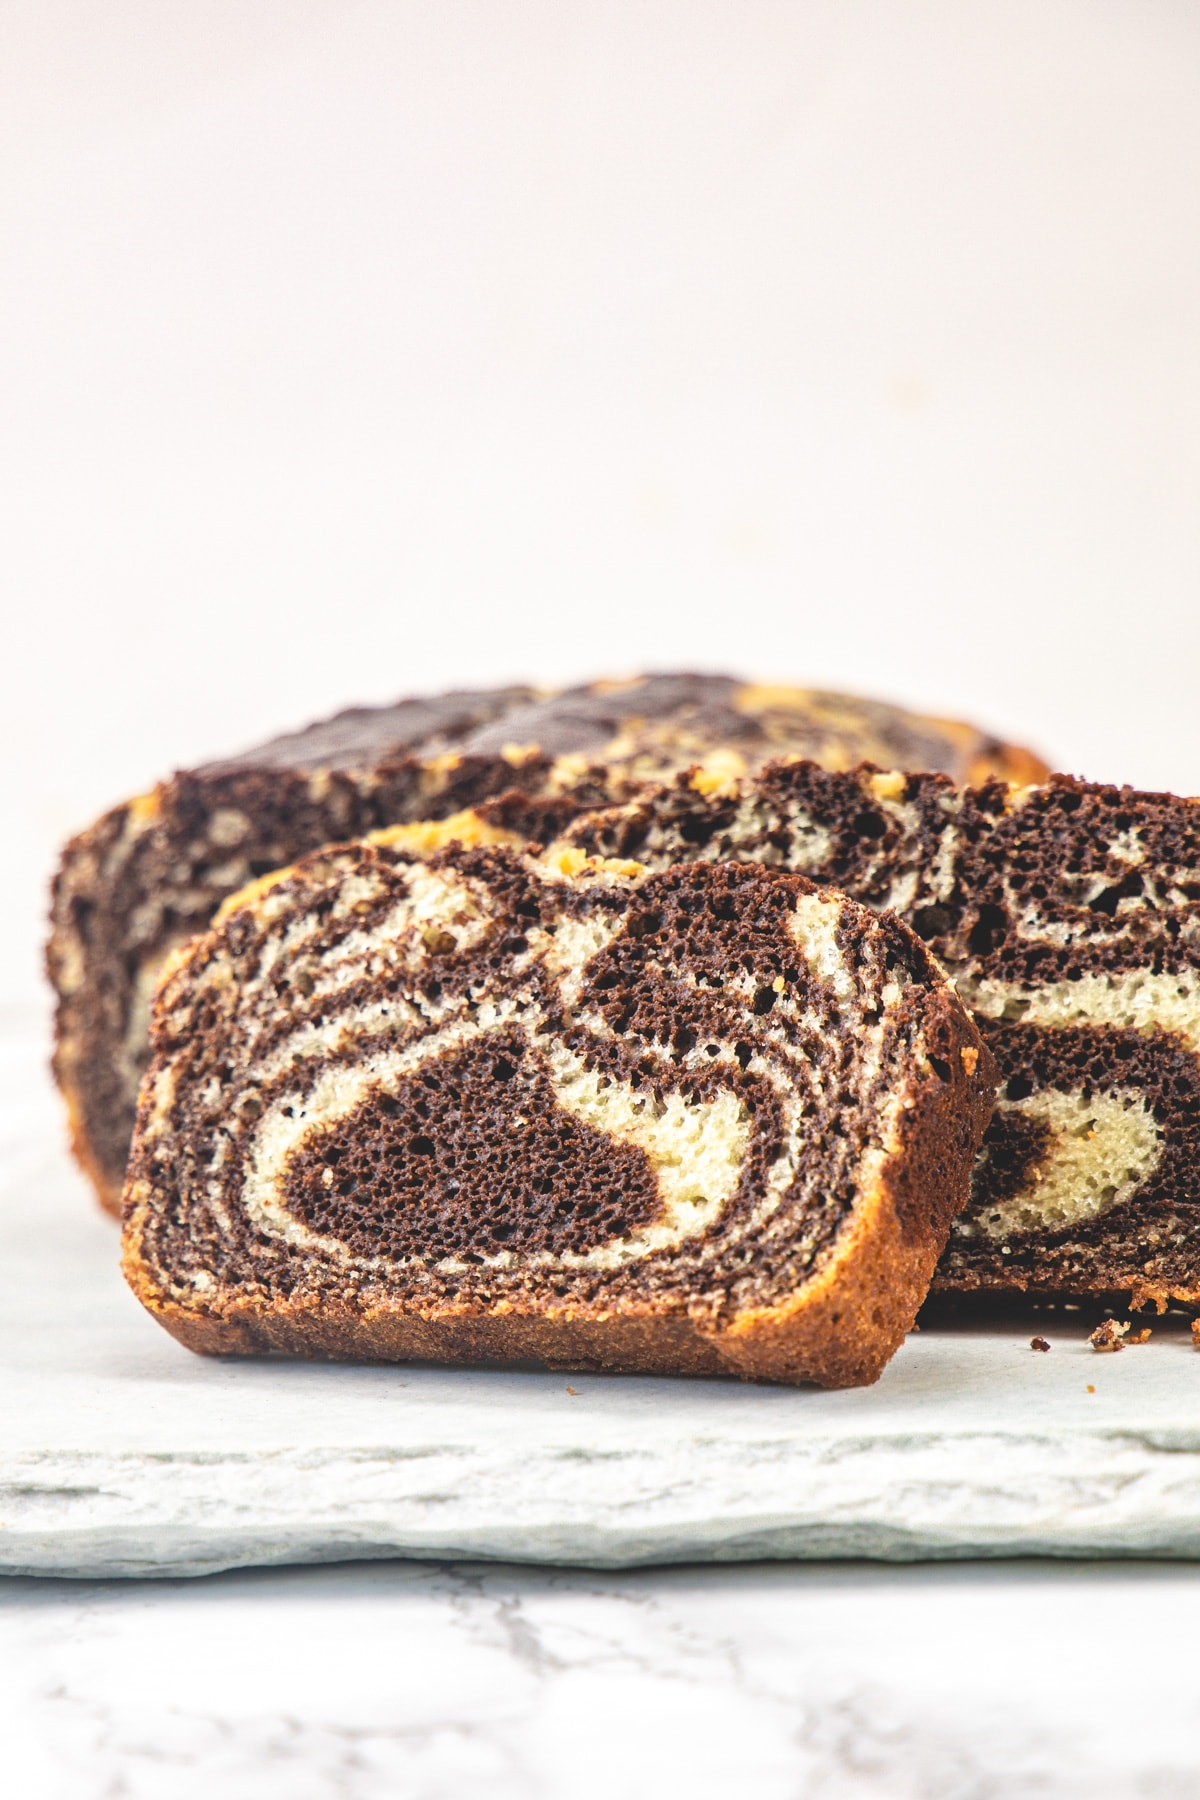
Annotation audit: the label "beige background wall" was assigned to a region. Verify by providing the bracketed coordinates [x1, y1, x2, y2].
[5, 0, 1200, 1003]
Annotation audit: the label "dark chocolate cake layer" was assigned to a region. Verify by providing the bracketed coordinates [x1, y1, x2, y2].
[49, 673, 1043, 1213]
[558, 764, 1200, 1308]
[122, 822, 994, 1388]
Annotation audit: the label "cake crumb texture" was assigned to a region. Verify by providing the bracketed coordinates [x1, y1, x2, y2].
[560, 763, 1200, 1306]
[121, 841, 994, 1388]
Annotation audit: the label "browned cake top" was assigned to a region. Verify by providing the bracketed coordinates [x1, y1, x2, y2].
[196, 672, 1047, 786]
[201, 685, 539, 774]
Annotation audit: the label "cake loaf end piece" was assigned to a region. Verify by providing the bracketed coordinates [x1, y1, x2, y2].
[50, 672, 1044, 1215]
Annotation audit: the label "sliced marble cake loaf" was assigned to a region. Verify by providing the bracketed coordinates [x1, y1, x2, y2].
[557, 764, 1200, 1309]
[50, 671, 1044, 1215]
[121, 820, 995, 1388]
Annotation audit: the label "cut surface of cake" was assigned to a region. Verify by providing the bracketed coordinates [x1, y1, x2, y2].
[559, 764, 1200, 1308]
[122, 823, 995, 1388]
[49, 672, 1044, 1212]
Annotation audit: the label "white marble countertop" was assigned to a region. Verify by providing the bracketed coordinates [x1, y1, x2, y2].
[4, 1557, 1200, 1797]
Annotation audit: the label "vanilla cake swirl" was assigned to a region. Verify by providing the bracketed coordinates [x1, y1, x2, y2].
[121, 822, 994, 1388]
[560, 764, 1200, 1308]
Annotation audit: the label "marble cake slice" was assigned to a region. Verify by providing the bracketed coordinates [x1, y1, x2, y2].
[49, 671, 1044, 1214]
[121, 821, 995, 1389]
[558, 763, 1200, 1309]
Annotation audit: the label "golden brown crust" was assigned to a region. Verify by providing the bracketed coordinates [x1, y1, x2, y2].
[732, 686, 1049, 790]
[713, 997, 997, 1385]
[61, 1081, 125, 1215]
[965, 743, 1051, 789]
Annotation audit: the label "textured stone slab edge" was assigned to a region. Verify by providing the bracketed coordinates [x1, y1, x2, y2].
[6, 1426, 1200, 1578]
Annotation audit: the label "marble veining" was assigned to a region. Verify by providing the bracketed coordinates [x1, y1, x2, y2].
[4, 1559, 1200, 1798]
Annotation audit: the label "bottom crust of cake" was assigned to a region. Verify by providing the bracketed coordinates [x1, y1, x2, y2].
[127, 1030, 990, 1391]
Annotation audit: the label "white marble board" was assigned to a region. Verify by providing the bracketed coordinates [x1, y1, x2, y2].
[4, 1010, 1200, 1580]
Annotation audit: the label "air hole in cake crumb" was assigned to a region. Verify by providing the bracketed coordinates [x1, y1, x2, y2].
[1089, 875, 1144, 918]
[912, 906, 952, 940]
[968, 905, 1008, 956]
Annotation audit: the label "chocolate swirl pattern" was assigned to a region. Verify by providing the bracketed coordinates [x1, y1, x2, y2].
[563, 765, 1200, 1305]
[49, 673, 1044, 1215]
[122, 830, 993, 1389]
